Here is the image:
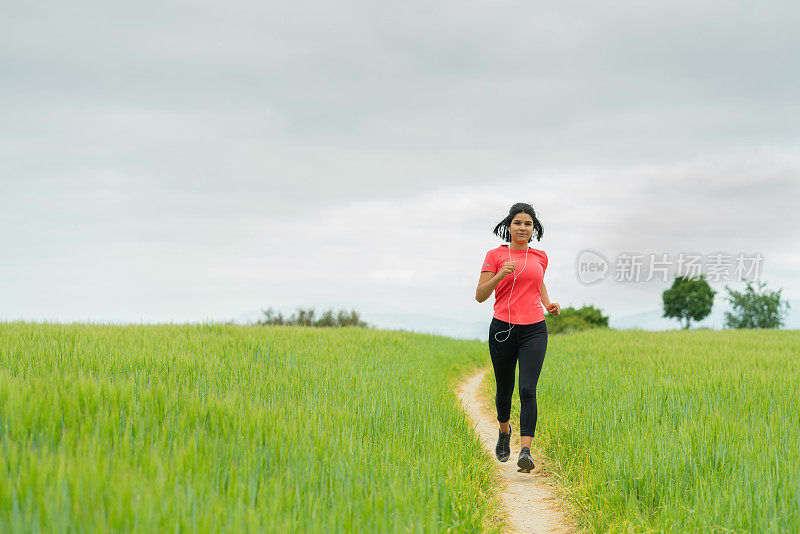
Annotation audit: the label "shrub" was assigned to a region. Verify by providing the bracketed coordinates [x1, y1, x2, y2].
[257, 307, 370, 328]
[545, 304, 609, 334]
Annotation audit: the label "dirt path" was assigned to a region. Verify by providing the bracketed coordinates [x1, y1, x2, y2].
[456, 368, 580, 534]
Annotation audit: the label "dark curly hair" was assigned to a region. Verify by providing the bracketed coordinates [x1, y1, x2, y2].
[492, 202, 543, 243]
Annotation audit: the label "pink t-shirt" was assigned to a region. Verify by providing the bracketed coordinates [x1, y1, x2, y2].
[480, 245, 548, 324]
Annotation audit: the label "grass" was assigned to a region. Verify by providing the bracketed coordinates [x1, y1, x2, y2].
[3, 321, 798, 532]
[0, 322, 506, 533]
[481, 327, 800, 533]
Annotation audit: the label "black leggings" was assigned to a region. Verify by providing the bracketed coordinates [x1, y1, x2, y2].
[487, 318, 548, 438]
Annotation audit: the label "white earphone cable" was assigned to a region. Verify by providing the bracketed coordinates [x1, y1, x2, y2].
[494, 243, 529, 343]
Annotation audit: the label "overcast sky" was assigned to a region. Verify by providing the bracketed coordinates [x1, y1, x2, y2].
[2, 1, 799, 330]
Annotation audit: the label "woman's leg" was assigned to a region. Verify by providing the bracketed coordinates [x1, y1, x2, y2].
[488, 319, 518, 433]
[517, 321, 548, 448]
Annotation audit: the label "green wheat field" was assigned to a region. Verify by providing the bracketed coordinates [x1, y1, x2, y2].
[1, 322, 798, 532]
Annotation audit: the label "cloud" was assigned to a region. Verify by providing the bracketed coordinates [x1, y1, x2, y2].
[1, 1, 799, 325]
[198, 147, 800, 322]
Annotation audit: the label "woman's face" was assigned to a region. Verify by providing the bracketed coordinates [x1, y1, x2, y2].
[510, 212, 533, 245]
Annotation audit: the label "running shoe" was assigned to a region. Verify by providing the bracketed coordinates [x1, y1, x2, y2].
[517, 446, 535, 472]
[495, 423, 512, 462]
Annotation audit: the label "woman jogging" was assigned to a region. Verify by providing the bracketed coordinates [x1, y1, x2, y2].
[475, 202, 561, 473]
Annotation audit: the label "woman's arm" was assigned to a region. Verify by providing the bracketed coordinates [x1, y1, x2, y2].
[476, 271, 503, 303]
[541, 281, 561, 315]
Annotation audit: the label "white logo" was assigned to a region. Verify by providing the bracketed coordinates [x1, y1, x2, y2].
[576, 249, 610, 285]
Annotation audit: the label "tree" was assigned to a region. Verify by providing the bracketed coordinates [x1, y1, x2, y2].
[259, 306, 286, 325]
[291, 307, 316, 326]
[723, 280, 791, 329]
[545, 304, 609, 334]
[662, 275, 716, 329]
[257, 306, 370, 328]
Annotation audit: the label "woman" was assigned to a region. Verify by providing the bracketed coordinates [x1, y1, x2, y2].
[475, 202, 561, 472]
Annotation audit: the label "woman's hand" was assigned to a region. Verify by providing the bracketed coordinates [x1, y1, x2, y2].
[546, 302, 561, 315]
[498, 261, 516, 278]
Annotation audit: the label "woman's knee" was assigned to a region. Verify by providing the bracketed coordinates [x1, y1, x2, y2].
[519, 383, 537, 400]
